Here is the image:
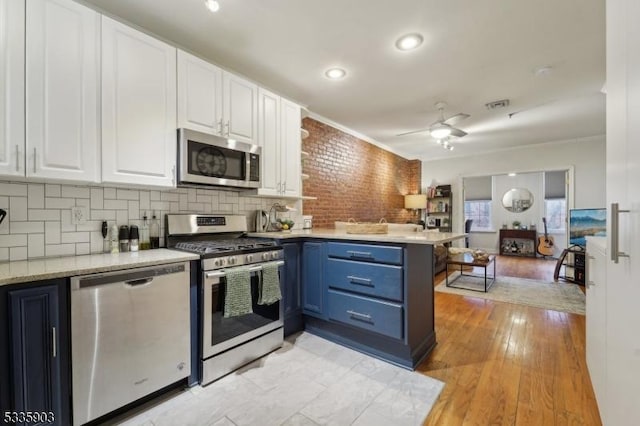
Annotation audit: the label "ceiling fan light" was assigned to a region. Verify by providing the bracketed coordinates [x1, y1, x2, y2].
[430, 125, 451, 139]
[448, 146, 454, 151]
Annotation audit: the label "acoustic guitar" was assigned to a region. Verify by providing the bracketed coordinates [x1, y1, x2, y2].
[537, 217, 555, 256]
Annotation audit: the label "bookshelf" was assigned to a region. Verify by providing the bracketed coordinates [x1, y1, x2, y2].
[426, 184, 452, 232]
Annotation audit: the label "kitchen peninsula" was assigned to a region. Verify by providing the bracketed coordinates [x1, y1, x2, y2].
[248, 229, 466, 369]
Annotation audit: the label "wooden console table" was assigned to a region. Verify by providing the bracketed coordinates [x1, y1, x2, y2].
[499, 229, 537, 257]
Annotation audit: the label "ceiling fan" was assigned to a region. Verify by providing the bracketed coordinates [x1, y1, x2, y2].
[397, 102, 470, 140]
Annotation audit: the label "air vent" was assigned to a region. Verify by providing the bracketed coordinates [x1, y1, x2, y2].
[485, 99, 510, 110]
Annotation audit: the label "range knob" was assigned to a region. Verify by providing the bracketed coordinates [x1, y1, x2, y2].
[227, 256, 236, 265]
[262, 252, 271, 261]
[271, 251, 279, 260]
[213, 259, 222, 267]
[219, 258, 227, 267]
[246, 254, 254, 263]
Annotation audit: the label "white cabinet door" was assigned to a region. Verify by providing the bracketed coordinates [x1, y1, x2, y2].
[26, 0, 99, 182]
[177, 50, 222, 136]
[280, 98, 301, 198]
[257, 88, 281, 196]
[603, 0, 640, 424]
[101, 16, 177, 187]
[222, 72, 257, 145]
[586, 237, 607, 415]
[0, 0, 25, 177]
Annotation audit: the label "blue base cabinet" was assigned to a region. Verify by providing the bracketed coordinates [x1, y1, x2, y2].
[301, 242, 326, 319]
[0, 280, 70, 426]
[281, 241, 304, 336]
[303, 240, 436, 370]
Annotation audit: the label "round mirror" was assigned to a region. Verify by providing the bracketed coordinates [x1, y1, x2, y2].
[502, 188, 534, 213]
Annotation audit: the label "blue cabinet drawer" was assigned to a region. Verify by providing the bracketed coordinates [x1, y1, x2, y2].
[328, 290, 403, 340]
[326, 242, 403, 265]
[326, 259, 403, 302]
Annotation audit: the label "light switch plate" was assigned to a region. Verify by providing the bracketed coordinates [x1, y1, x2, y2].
[71, 206, 88, 225]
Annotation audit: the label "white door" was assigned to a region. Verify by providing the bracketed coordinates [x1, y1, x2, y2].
[0, 0, 25, 177]
[177, 50, 222, 136]
[26, 0, 99, 182]
[257, 88, 281, 196]
[222, 72, 257, 145]
[280, 98, 301, 198]
[101, 16, 177, 187]
[603, 0, 640, 424]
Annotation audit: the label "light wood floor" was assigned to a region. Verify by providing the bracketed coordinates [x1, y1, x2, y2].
[421, 256, 601, 425]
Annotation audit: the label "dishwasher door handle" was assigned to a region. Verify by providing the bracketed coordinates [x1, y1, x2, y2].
[124, 277, 154, 286]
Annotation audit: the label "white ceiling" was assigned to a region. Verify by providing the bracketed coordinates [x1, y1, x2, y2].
[83, 0, 605, 161]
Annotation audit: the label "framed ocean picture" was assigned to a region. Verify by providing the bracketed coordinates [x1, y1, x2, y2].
[569, 208, 606, 247]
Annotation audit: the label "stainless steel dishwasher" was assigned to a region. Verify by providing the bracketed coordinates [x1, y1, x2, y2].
[71, 262, 191, 425]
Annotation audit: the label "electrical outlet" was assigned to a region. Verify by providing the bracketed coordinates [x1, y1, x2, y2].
[71, 206, 88, 225]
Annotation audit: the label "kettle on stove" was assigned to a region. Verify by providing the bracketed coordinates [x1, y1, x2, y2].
[255, 210, 269, 232]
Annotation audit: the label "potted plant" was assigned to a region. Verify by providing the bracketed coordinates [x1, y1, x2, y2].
[512, 220, 521, 229]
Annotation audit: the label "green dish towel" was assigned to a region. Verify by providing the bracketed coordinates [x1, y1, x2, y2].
[223, 267, 253, 318]
[258, 263, 281, 305]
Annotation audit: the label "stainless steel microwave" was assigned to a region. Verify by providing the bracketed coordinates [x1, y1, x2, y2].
[177, 128, 261, 189]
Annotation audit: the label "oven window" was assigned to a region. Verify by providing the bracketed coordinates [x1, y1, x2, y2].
[188, 140, 245, 180]
[210, 272, 279, 345]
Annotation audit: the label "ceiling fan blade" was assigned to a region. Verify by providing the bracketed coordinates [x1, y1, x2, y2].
[449, 128, 468, 138]
[443, 113, 470, 126]
[396, 128, 430, 137]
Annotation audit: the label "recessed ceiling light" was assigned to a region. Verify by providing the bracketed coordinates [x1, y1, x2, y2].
[205, 0, 220, 13]
[325, 68, 346, 80]
[534, 66, 553, 77]
[395, 33, 424, 51]
[508, 172, 517, 177]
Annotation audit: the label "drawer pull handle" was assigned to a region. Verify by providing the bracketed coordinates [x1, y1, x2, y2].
[347, 309, 373, 323]
[347, 250, 373, 259]
[347, 276, 374, 287]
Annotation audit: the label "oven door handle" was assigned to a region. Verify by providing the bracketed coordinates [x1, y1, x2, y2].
[205, 260, 284, 279]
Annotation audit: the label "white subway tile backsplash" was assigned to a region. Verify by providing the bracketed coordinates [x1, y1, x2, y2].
[45, 244, 76, 257]
[0, 234, 28, 248]
[104, 199, 128, 210]
[1, 179, 294, 261]
[76, 243, 90, 255]
[10, 221, 44, 234]
[91, 188, 104, 209]
[29, 209, 61, 221]
[28, 184, 44, 208]
[45, 222, 61, 244]
[45, 197, 75, 209]
[10, 197, 28, 220]
[45, 184, 61, 197]
[117, 189, 139, 200]
[28, 234, 45, 258]
[104, 187, 116, 199]
[61, 231, 90, 244]
[10, 246, 28, 261]
[61, 186, 90, 198]
[0, 183, 27, 197]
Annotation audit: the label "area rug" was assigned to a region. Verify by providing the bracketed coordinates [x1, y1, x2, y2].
[435, 273, 586, 315]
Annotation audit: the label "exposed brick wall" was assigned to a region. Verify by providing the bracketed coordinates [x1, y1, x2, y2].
[302, 118, 422, 229]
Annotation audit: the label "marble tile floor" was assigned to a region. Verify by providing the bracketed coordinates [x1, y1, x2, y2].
[114, 332, 444, 426]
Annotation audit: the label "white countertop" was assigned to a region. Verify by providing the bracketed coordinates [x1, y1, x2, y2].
[247, 229, 467, 245]
[0, 249, 200, 287]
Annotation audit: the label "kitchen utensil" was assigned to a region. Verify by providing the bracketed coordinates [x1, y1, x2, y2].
[102, 221, 109, 253]
[0, 209, 6, 224]
[303, 215, 313, 229]
[119, 225, 130, 252]
[129, 225, 139, 252]
[255, 210, 269, 232]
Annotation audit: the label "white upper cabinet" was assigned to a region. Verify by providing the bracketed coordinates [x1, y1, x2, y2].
[257, 88, 281, 196]
[222, 72, 258, 145]
[280, 98, 301, 197]
[0, 0, 25, 177]
[254, 88, 301, 198]
[26, 0, 100, 182]
[101, 16, 177, 187]
[177, 50, 223, 136]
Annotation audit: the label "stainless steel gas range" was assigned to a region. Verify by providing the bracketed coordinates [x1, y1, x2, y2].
[166, 214, 284, 385]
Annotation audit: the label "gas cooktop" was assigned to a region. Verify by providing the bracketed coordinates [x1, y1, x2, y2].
[174, 238, 278, 256]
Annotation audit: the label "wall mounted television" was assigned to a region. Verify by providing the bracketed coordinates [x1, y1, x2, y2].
[569, 208, 606, 247]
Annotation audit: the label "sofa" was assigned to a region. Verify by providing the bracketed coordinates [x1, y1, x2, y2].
[434, 244, 448, 275]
